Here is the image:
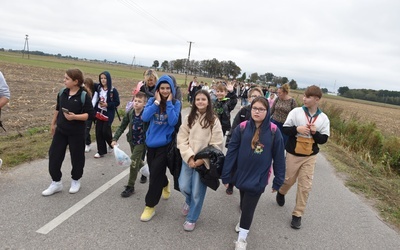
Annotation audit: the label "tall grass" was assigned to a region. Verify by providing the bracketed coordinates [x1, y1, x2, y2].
[320, 102, 400, 174]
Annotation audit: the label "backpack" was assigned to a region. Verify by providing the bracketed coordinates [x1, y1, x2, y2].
[58, 87, 87, 108]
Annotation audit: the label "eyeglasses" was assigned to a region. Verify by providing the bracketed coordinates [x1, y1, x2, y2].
[251, 107, 267, 113]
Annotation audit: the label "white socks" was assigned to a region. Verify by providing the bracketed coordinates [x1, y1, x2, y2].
[238, 228, 249, 241]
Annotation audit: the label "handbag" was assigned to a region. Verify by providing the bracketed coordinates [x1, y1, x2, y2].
[295, 136, 314, 155]
[95, 111, 109, 121]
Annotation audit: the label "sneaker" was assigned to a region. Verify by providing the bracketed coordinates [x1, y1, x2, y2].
[140, 175, 147, 184]
[182, 202, 190, 216]
[162, 179, 171, 200]
[85, 145, 91, 153]
[183, 221, 196, 231]
[94, 153, 103, 158]
[235, 222, 240, 233]
[235, 238, 247, 250]
[276, 191, 285, 206]
[140, 206, 155, 222]
[291, 215, 301, 229]
[42, 181, 63, 196]
[107, 145, 113, 153]
[121, 186, 135, 197]
[69, 179, 81, 194]
[226, 187, 233, 195]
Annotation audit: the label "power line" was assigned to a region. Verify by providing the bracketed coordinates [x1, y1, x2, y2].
[118, 0, 187, 42]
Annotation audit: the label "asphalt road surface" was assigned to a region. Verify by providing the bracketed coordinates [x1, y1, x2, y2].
[1, 104, 399, 249]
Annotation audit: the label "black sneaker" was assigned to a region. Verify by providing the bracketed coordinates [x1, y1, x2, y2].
[140, 175, 147, 184]
[121, 186, 135, 197]
[226, 187, 233, 195]
[276, 191, 285, 206]
[291, 215, 301, 229]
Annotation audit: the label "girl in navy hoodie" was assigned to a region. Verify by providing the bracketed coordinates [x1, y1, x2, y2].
[92, 71, 120, 158]
[140, 75, 181, 222]
[221, 97, 286, 250]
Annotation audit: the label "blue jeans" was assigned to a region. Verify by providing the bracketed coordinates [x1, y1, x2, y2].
[178, 161, 207, 223]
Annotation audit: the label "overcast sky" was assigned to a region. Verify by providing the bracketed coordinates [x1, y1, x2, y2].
[1, 0, 399, 92]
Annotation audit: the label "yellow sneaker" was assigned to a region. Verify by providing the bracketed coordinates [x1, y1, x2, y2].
[140, 206, 155, 222]
[162, 179, 171, 200]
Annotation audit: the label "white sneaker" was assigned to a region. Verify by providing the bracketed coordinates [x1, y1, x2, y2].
[69, 179, 81, 194]
[0, 158, 3, 169]
[235, 238, 247, 250]
[42, 181, 63, 196]
[94, 153, 103, 158]
[85, 145, 91, 153]
[107, 145, 113, 153]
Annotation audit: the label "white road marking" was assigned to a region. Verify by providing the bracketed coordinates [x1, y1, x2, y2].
[36, 168, 129, 235]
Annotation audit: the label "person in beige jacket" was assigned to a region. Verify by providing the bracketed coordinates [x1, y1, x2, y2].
[177, 89, 224, 232]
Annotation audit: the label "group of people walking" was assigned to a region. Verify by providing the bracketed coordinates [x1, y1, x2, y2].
[40, 68, 330, 250]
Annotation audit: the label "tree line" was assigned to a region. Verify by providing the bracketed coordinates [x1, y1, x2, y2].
[338, 86, 400, 106]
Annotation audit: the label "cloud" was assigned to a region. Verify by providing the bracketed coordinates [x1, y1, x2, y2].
[1, 0, 399, 91]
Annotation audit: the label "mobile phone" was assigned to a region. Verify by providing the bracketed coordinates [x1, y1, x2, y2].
[62, 108, 69, 114]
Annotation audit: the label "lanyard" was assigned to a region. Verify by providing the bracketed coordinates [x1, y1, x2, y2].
[304, 111, 318, 124]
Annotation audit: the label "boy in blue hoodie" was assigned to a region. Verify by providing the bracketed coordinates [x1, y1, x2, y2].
[140, 75, 181, 222]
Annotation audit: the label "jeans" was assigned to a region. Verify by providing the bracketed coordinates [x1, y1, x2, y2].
[178, 161, 207, 223]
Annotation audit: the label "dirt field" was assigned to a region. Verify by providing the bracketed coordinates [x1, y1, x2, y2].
[0, 62, 133, 135]
[1, 62, 400, 138]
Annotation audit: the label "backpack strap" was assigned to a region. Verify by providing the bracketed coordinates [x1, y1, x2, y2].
[58, 87, 86, 108]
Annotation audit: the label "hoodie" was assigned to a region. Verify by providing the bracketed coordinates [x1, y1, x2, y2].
[93, 71, 120, 125]
[221, 103, 286, 194]
[142, 75, 181, 148]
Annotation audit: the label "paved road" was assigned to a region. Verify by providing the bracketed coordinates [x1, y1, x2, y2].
[1, 105, 399, 249]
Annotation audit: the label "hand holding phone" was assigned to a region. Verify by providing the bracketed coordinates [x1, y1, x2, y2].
[62, 108, 70, 114]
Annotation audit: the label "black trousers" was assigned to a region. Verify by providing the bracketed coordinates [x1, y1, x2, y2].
[95, 119, 112, 155]
[145, 144, 169, 207]
[239, 190, 262, 230]
[85, 119, 93, 145]
[48, 129, 85, 181]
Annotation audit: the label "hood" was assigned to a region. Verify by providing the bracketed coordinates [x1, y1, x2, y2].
[155, 75, 176, 97]
[250, 99, 272, 130]
[99, 71, 112, 90]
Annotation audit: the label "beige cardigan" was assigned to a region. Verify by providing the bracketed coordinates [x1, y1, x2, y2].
[177, 112, 224, 169]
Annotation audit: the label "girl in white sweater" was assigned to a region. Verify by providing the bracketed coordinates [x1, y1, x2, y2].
[177, 89, 224, 232]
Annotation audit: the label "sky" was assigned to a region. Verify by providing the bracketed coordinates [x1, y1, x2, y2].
[1, 0, 399, 92]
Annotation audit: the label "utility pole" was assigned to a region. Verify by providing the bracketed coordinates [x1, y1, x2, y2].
[184, 41, 194, 87]
[22, 34, 29, 59]
[131, 55, 135, 69]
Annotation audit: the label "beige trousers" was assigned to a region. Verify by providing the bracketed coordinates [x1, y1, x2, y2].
[279, 153, 317, 217]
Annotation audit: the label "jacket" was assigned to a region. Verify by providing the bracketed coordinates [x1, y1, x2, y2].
[213, 91, 237, 131]
[221, 105, 286, 194]
[56, 87, 95, 135]
[225, 105, 251, 147]
[142, 75, 181, 148]
[283, 106, 330, 156]
[194, 146, 225, 191]
[112, 108, 144, 146]
[93, 71, 120, 125]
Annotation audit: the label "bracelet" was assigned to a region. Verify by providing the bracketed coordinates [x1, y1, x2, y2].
[154, 100, 160, 106]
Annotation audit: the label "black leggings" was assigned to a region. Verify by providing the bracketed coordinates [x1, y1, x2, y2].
[145, 144, 169, 207]
[239, 190, 262, 230]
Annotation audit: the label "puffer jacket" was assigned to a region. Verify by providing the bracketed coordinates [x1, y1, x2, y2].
[194, 146, 225, 191]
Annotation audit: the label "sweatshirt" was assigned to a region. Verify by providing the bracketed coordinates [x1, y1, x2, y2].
[221, 106, 286, 194]
[142, 75, 181, 148]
